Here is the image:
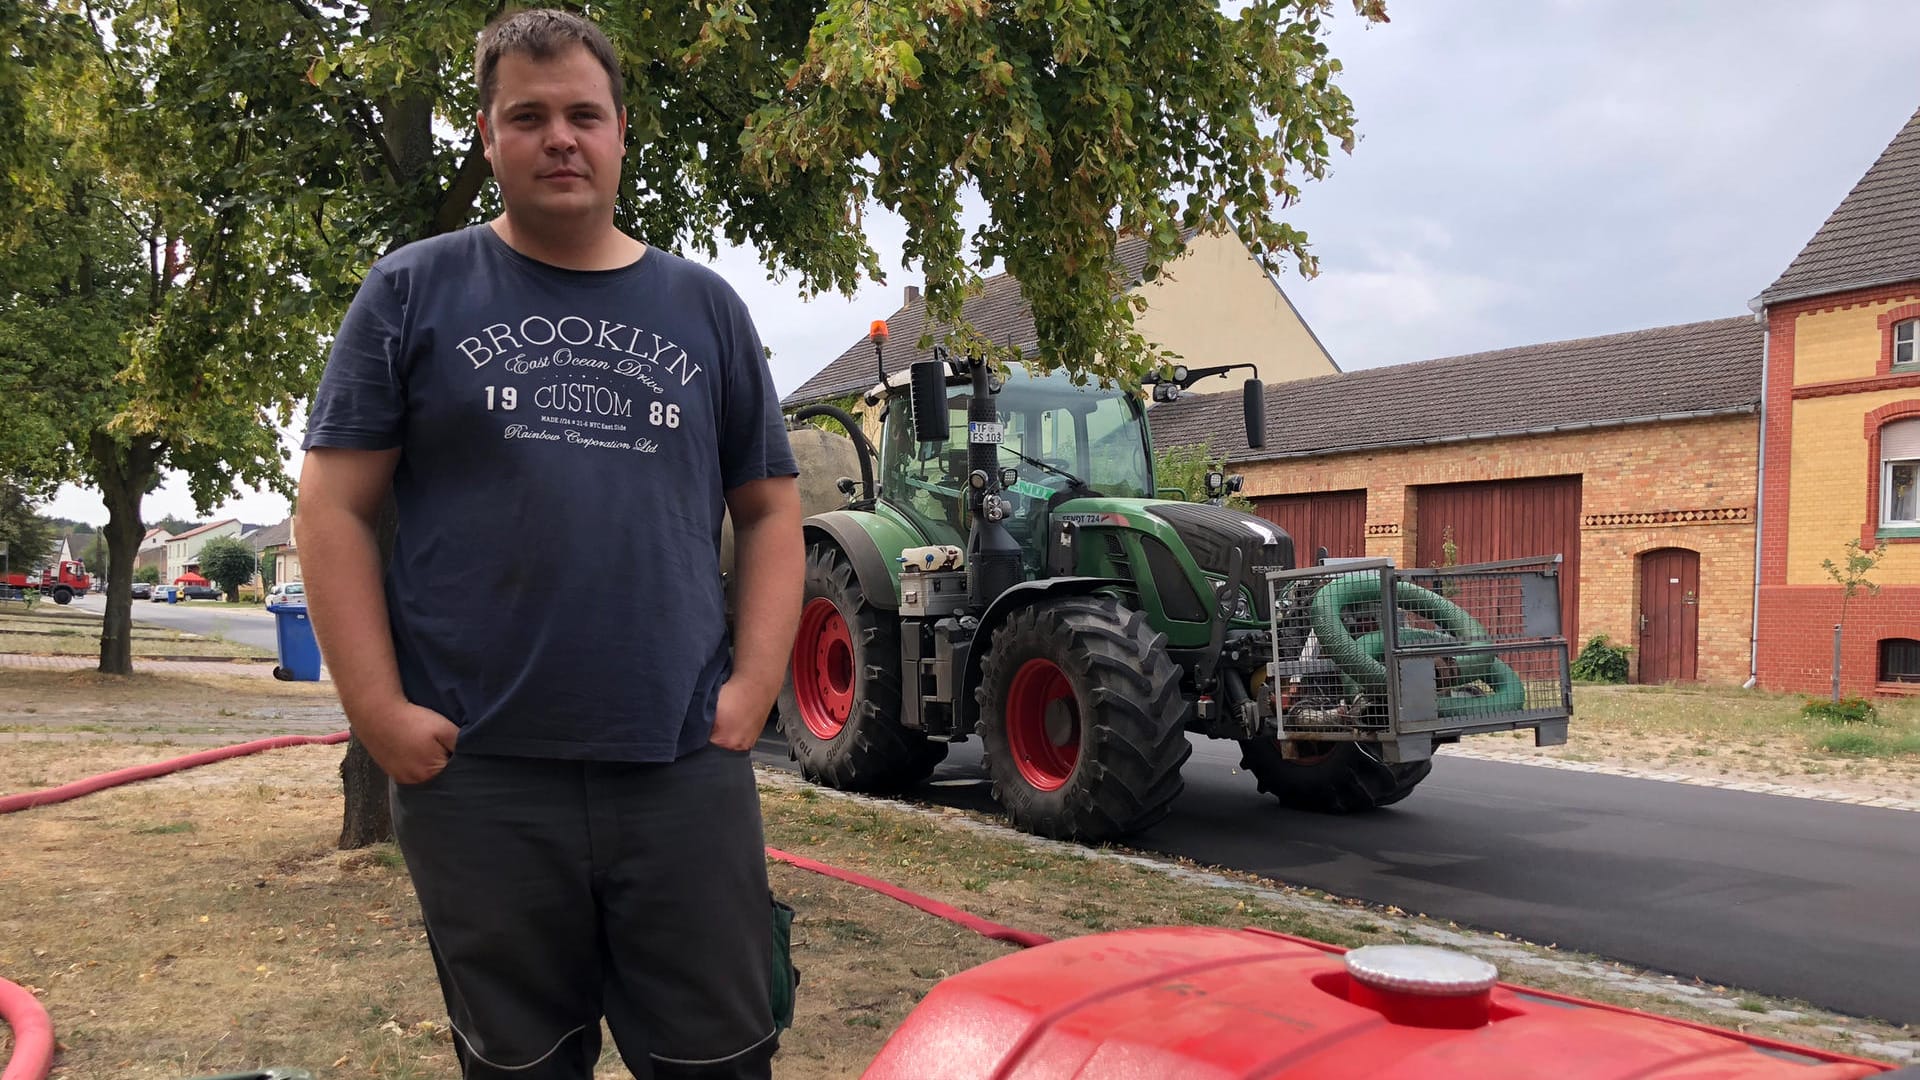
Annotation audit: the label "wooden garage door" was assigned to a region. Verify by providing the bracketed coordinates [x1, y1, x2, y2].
[1414, 476, 1582, 640]
[1253, 489, 1366, 568]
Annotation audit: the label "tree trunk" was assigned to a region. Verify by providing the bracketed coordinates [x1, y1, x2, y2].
[338, 737, 393, 848]
[337, 495, 402, 848]
[92, 433, 160, 676]
[335, 26, 460, 847]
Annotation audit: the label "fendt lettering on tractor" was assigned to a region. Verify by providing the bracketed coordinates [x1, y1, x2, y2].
[776, 332, 1572, 843]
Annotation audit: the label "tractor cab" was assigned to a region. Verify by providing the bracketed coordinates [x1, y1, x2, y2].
[876, 365, 1153, 574]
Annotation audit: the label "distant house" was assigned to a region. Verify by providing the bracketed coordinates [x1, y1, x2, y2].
[1151, 318, 1764, 686]
[783, 229, 1338, 415]
[244, 519, 296, 589]
[37, 536, 71, 572]
[134, 527, 172, 579]
[164, 519, 242, 578]
[1752, 104, 1920, 696]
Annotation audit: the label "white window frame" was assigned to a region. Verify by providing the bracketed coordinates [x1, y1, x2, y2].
[1884, 459, 1920, 526]
[1896, 318, 1918, 367]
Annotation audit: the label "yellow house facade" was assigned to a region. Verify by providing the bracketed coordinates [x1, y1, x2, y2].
[1756, 104, 1920, 696]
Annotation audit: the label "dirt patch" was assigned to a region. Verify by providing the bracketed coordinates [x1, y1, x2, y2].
[0, 670, 340, 744]
[2, 671, 1914, 1076]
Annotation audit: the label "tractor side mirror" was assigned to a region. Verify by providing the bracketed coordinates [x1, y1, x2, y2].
[910, 359, 948, 444]
[1242, 378, 1266, 450]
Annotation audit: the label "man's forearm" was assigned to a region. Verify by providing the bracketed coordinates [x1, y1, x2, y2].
[295, 506, 408, 723]
[728, 514, 805, 705]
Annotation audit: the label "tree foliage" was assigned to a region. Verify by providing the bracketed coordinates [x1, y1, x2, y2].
[196, 536, 257, 598]
[0, 484, 56, 573]
[739, 0, 1386, 385]
[1152, 440, 1252, 510]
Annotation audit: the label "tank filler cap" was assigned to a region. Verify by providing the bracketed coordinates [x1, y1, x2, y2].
[1344, 945, 1498, 997]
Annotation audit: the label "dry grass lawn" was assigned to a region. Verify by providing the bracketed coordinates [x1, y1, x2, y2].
[1461, 683, 1920, 804]
[0, 604, 272, 661]
[1, 670, 1915, 1077]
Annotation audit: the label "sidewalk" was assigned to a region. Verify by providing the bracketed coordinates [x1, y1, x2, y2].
[0, 652, 327, 680]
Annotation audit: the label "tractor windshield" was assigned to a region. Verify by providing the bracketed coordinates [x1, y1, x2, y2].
[995, 369, 1153, 500]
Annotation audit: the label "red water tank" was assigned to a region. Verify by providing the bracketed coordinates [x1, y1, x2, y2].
[863, 927, 1894, 1079]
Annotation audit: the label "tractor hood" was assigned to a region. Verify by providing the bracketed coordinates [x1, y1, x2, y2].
[1051, 497, 1297, 615]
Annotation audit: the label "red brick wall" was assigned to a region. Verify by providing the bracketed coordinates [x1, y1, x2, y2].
[1757, 585, 1920, 696]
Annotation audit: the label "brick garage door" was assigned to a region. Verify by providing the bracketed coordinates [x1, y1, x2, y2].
[1414, 476, 1582, 641]
[1252, 489, 1366, 568]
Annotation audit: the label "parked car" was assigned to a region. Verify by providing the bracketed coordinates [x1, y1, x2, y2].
[130, 582, 152, 599]
[267, 581, 304, 604]
[178, 584, 221, 600]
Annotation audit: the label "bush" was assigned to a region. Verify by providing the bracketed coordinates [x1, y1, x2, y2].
[1801, 697, 1879, 725]
[133, 564, 161, 584]
[1571, 635, 1631, 683]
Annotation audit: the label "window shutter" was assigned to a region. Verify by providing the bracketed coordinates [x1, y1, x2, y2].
[1882, 418, 1920, 461]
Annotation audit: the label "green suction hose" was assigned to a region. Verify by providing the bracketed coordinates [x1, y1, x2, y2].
[1305, 573, 1527, 717]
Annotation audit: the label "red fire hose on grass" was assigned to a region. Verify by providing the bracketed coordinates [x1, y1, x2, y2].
[0, 732, 1047, 1080]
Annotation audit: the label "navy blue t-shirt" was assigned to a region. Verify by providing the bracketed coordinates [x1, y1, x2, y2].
[303, 225, 796, 761]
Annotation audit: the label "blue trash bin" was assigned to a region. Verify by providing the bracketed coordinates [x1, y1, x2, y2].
[266, 601, 321, 681]
[163, 585, 179, 604]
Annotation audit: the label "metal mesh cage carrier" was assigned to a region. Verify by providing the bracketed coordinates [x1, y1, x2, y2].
[1263, 557, 1572, 754]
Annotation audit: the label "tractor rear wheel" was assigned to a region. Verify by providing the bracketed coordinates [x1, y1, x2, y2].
[777, 544, 945, 791]
[1236, 739, 1431, 813]
[976, 596, 1188, 842]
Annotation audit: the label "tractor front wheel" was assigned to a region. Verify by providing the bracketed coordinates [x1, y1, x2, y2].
[976, 597, 1188, 842]
[776, 544, 945, 791]
[1236, 739, 1431, 813]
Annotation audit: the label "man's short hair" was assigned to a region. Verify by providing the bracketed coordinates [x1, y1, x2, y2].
[474, 8, 624, 116]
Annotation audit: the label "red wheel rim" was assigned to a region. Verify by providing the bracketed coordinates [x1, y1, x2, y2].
[1006, 658, 1079, 791]
[792, 597, 855, 739]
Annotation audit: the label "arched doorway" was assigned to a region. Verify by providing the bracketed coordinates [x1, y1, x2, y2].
[1638, 548, 1700, 684]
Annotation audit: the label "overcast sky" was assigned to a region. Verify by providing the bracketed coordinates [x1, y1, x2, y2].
[42, 1, 1920, 528]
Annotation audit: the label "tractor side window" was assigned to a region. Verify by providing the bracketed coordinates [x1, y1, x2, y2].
[879, 392, 969, 545]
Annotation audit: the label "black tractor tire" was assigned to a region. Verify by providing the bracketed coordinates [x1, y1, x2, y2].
[976, 596, 1188, 842]
[51, 587, 72, 605]
[1236, 739, 1431, 813]
[776, 544, 946, 791]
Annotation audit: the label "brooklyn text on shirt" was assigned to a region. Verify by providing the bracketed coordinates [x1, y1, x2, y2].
[456, 314, 705, 391]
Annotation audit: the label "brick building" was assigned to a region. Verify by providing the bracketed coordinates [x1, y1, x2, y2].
[1754, 105, 1920, 696]
[1150, 318, 1764, 685]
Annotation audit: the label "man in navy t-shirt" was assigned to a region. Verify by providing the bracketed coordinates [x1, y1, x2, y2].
[296, 9, 801, 1078]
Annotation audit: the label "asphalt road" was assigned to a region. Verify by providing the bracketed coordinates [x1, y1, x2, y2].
[753, 731, 1920, 1025]
[68, 592, 279, 652]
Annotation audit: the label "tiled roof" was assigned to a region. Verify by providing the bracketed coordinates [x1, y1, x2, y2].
[783, 231, 1188, 407]
[1761, 105, 1920, 305]
[1148, 317, 1762, 462]
[245, 521, 292, 550]
[166, 518, 240, 543]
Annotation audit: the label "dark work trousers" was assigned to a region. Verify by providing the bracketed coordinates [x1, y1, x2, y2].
[390, 745, 777, 1079]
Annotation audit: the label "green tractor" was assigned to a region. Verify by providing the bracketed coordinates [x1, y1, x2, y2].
[780, 348, 1571, 843]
